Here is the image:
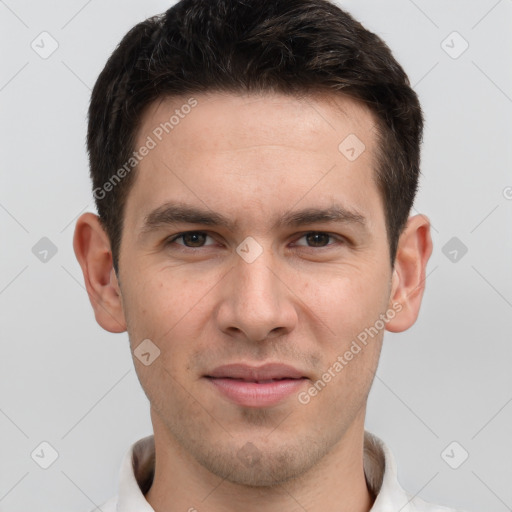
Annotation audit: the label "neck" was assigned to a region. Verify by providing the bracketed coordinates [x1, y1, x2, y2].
[145, 411, 374, 512]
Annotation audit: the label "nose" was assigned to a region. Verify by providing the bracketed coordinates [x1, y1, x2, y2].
[215, 248, 298, 343]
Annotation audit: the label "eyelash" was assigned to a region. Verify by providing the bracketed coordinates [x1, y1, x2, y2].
[165, 231, 346, 250]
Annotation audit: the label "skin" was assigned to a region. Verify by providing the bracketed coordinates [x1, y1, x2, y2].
[74, 91, 432, 512]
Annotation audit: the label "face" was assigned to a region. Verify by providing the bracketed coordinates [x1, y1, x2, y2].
[113, 92, 398, 485]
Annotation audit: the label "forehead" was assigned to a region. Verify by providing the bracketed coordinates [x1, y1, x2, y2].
[138, 91, 377, 155]
[124, 91, 384, 234]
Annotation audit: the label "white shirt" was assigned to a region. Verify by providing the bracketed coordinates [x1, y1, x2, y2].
[96, 431, 465, 512]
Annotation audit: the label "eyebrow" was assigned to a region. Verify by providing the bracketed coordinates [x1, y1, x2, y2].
[138, 202, 367, 239]
[277, 206, 366, 230]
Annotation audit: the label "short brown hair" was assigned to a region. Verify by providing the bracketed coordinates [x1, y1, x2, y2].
[87, 0, 423, 273]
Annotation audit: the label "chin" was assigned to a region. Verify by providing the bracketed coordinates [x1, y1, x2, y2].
[191, 437, 329, 487]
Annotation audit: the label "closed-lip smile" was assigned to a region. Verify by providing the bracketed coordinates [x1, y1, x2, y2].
[205, 363, 309, 407]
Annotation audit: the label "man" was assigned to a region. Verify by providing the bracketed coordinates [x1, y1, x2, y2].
[73, 1, 463, 510]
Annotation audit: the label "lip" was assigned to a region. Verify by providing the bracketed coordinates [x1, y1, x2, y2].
[207, 363, 306, 381]
[205, 363, 308, 408]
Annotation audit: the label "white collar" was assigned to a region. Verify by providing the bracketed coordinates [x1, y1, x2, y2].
[106, 431, 457, 512]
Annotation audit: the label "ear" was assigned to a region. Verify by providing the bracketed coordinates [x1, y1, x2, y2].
[385, 214, 433, 333]
[73, 212, 127, 333]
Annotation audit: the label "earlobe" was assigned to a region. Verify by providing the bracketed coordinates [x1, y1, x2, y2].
[73, 212, 127, 333]
[385, 214, 433, 333]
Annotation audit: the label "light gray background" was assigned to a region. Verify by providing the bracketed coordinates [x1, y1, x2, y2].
[1, 1, 511, 511]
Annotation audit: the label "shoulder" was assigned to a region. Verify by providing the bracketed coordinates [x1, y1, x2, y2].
[364, 431, 469, 512]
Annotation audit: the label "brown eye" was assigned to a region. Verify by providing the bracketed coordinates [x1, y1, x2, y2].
[294, 232, 339, 248]
[181, 232, 207, 247]
[169, 231, 215, 248]
[305, 232, 331, 247]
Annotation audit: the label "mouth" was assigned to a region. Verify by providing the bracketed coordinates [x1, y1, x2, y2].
[211, 377, 301, 383]
[205, 363, 309, 408]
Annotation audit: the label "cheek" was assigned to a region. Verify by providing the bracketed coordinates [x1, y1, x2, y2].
[297, 262, 389, 336]
[122, 269, 211, 341]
